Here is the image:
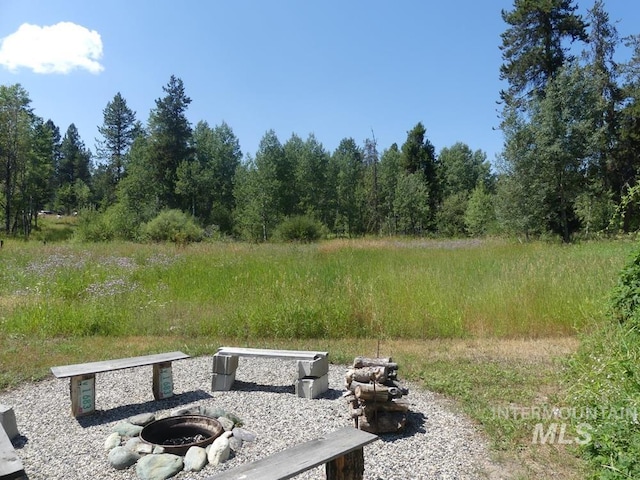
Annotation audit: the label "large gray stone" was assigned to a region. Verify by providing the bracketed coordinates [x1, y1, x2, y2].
[207, 433, 230, 466]
[183, 446, 208, 472]
[104, 432, 121, 451]
[126, 436, 153, 454]
[128, 412, 156, 426]
[232, 427, 256, 442]
[217, 416, 234, 432]
[108, 446, 140, 470]
[170, 406, 201, 416]
[112, 421, 144, 437]
[228, 436, 243, 452]
[200, 406, 227, 419]
[135, 454, 183, 480]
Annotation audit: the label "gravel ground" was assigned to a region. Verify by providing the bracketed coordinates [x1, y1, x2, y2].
[1, 356, 506, 479]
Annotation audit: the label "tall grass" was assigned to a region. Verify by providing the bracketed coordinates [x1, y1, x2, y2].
[0, 238, 634, 340]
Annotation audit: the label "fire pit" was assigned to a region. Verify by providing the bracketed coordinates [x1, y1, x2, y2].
[140, 415, 223, 455]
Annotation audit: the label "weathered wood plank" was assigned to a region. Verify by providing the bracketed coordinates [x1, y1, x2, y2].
[0, 426, 25, 480]
[50, 351, 190, 378]
[206, 427, 377, 480]
[216, 347, 327, 361]
[326, 448, 365, 480]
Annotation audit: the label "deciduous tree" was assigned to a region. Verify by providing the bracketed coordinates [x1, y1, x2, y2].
[0, 84, 32, 234]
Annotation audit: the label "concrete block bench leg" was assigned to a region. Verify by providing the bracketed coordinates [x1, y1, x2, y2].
[295, 355, 330, 399]
[212, 354, 239, 391]
[0, 405, 18, 440]
[297, 355, 329, 378]
[295, 374, 329, 399]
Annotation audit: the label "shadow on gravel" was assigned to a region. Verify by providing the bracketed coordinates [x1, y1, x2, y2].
[75, 389, 213, 427]
[376, 410, 427, 443]
[11, 434, 29, 449]
[319, 388, 346, 400]
[231, 380, 344, 401]
[231, 380, 295, 394]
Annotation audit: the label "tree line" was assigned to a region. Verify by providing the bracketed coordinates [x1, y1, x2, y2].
[1, 0, 639, 242]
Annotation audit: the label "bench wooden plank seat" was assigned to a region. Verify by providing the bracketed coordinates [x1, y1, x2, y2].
[212, 347, 330, 399]
[50, 351, 190, 378]
[51, 351, 190, 417]
[216, 347, 327, 361]
[206, 426, 378, 480]
[0, 426, 25, 480]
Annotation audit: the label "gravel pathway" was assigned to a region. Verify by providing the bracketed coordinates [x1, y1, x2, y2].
[0, 356, 506, 479]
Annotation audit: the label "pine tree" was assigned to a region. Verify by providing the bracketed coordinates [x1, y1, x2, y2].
[96, 92, 137, 195]
[400, 123, 440, 229]
[56, 124, 91, 213]
[147, 75, 193, 209]
[499, 0, 587, 109]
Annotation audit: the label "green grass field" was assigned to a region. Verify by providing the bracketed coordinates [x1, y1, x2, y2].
[0, 236, 637, 478]
[0, 238, 633, 340]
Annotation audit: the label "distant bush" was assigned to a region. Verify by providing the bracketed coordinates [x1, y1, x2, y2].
[275, 215, 325, 242]
[141, 209, 203, 244]
[75, 208, 115, 242]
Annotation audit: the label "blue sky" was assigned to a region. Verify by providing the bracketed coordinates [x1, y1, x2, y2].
[0, 1, 638, 167]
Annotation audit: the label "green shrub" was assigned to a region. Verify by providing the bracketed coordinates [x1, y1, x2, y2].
[610, 249, 640, 325]
[74, 208, 115, 242]
[275, 215, 325, 242]
[141, 209, 203, 243]
[567, 245, 640, 479]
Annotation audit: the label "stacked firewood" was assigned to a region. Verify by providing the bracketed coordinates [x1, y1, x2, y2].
[344, 356, 409, 433]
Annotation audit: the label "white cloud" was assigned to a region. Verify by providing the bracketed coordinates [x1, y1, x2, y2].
[0, 22, 104, 74]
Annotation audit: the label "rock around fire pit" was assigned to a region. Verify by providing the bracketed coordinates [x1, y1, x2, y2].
[140, 415, 223, 456]
[104, 405, 256, 476]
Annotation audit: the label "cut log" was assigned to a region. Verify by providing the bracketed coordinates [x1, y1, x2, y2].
[361, 399, 410, 413]
[346, 380, 384, 394]
[358, 411, 407, 434]
[349, 404, 363, 418]
[353, 357, 398, 370]
[388, 379, 409, 396]
[387, 386, 403, 399]
[351, 367, 387, 384]
[355, 384, 389, 402]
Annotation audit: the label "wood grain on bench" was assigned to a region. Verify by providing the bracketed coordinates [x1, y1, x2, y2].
[50, 351, 190, 378]
[216, 347, 327, 360]
[206, 426, 378, 480]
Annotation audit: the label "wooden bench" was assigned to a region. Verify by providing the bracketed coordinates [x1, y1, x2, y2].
[206, 426, 378, 480]
[51, 351, 190, 417]
[212, 347, 329, 399]
[0, 424, 25, 480]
